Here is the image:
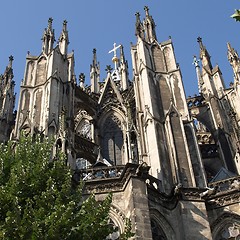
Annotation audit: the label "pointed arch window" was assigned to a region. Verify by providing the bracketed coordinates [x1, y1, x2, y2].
[101, 114, 123, 165]
[214, 222, 240, 240]
[151, 219, 168, 240]
[36, 57, 47, 85]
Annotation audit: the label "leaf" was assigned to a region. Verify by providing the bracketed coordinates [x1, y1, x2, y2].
[0, 134, 135, 239]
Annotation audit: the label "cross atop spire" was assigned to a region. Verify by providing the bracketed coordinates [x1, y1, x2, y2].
[108, 43, 121, 70]
[109, 43, 121, 59]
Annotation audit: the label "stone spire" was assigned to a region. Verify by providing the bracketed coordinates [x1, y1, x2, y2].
[2, 56, 14, 87]
[197, 37, 212, 72]
[227, 42, 239, 68]
[8, 55, 14, 69]
[119, 45, 129, 90]
[42, 17, 55, 55]
[58, 20, 69, 55]
[143, 6, 157, 43]
[135, 12, 144, 39]
[227, 42, 240, 84]
[0, 56, 15, 143]
[193, 55, 203, 94]
[90, 48, 100, 93]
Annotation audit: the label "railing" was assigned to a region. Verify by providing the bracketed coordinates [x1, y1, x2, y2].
[208, 175, 240, 192]
[186, 95, 206, 108]
[77, 165, 126, 182]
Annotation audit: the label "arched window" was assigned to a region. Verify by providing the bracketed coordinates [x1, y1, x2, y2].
[106, 219, 120, 240]
[101, 114, 123, 165]
[36, 57, 47, 85]
[151, 219, 168, 240]
[150, 210, 175, 240]
[212, 214, 240, 240]
[215, 222, 240, 239]
[106, 206, 126, 240]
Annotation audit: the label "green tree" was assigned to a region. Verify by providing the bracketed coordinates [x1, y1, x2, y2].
[0, 135, 133, 240]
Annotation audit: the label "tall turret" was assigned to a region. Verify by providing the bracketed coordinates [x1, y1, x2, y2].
[227, 42, 240, 85]
[90, 48, 100, 93]
[42, 18, 55, 55]
[197, 37, 212, 72]
[195, 38, 238, 175]
[143, 6, 157, 43]
[119, 45, 129, 90]
[135, 12, 144, 39]
[193, 55, 204, 93]
[0, 56, 15, 143]
[132, 7, 206, 190]
[197, 37, 225, 99]
[58, 20, 69, 56]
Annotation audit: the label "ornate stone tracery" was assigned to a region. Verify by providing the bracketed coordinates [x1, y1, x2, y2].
[211, 213, 240, 240]
[101, 113, 124, 165]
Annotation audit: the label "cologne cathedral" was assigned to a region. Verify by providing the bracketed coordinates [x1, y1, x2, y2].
[0, 7, 240, 240]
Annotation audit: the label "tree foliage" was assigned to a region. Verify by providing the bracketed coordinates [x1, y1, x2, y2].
[0, 135, 133, 240]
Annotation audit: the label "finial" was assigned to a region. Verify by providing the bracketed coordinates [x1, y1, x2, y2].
[227, 42, 232, 51]
[197, 36, 202, 43]
[144, 6, 149, 16]
[63, 20, 67, 31]
[92, 48, 98, 66]
[8, 55, 14, 67]
[120, 44, 124, 55]
[105, 65, 113, 73]
[135, 12, 141, 21]
[9, 55, 14, 62]
[48, 17, 53, 30]
[120, 45, 125, 62]
[197, 36, 204, 50]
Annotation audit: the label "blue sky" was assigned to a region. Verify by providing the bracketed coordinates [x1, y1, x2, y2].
[0, 1, 239, 102]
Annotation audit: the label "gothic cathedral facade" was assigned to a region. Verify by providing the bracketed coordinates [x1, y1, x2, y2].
[0, 7, 240, 240]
